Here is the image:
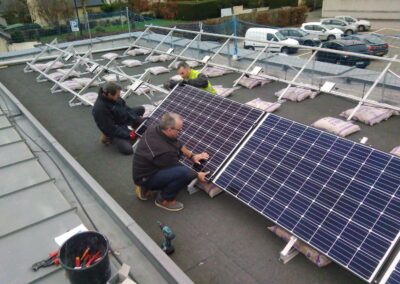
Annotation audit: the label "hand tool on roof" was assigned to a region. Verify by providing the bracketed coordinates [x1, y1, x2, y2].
[32, 251, 59, 271]
[157, 221, 175, 255]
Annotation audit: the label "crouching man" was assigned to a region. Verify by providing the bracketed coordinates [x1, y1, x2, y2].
[132, 112, 209, 211]
[164, 62, 216, 94]
[92, 82, 145, 155]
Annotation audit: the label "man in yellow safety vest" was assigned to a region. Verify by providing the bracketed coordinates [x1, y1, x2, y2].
[165, 62, 216, 95]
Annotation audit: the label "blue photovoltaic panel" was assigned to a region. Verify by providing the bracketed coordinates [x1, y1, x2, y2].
[214, 113, 400, 282]
[136, 85, 264, 176]
[380, 250, 400, 284]
[385, 261, 400, 284]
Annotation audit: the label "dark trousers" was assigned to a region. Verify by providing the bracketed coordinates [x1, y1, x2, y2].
[127, 106, 145, 128]
[112, 106, 145, 155]
[141, 165, 197, 200]
[113, 137, 133, 155]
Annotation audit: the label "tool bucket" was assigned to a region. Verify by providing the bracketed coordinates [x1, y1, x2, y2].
[59, 231, 111, 284]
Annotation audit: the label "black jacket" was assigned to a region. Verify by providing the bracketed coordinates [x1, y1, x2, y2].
[92, 95, 132, 139]
[133, 125, 193, 183]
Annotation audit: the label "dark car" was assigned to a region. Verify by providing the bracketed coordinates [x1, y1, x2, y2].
[316, 40, 370, 68]
[343, 34, 389, 56]
[279, 28, 321, 47]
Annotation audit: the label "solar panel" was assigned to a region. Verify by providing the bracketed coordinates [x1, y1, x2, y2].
[136, 85, 264, 176]
[214, 113, 400, 282]
[380, 249, 400, 284]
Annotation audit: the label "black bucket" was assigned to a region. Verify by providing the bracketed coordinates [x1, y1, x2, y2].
[59, 231, 111, 284]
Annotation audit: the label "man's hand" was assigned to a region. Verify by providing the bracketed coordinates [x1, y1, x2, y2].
[198, 171, 210, 183]
[129, 131, 137, 140]
[192, 152, 209, 164]
[179, 80, 188, 87]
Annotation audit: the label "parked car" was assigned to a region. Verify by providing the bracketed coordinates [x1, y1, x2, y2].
[335, 16, 371, 32]
[244, 28, 299, 54]
[279, 28, 321, 46]
[316, 40, 370, 68]
[320, 18, 357, 36]
[301, 22, 343, 41]
[343, 34, 389, 56]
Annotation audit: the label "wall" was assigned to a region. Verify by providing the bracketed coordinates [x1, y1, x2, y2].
[322, 0, 400, 19]
[27, 0, 103, 27]
[7, 41, 40, 52]
[0, 38, 8, 52]
[0, 17, 7, 27]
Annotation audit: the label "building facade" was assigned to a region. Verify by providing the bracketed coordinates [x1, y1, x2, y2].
[322, 0, 400, 20]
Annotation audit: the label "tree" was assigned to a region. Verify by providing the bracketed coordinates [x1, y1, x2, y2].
[34, 0, 73, 28]
[3, 0, 32, 24]
[152, 0, 177, 20]
[131, 0, 149, 13]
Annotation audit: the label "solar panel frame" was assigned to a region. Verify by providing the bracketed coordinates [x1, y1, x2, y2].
[379, 249, 400, 284]
[135, 84, 264, 178]
[214, 113, 400, 283]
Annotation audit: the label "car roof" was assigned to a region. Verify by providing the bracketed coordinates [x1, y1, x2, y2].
[326, 39, 365, 46]
[321, 18, 345, 22]
[349, 34, 379, 39]
[247, 27, 279, 33]
[279, 28, 302, 31]
[302, 22, 321, 26]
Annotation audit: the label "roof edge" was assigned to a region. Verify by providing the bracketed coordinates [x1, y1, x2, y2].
[0, 82, 194, 284]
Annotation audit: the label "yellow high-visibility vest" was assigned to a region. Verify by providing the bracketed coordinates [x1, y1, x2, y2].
[188, 69, 216, 95]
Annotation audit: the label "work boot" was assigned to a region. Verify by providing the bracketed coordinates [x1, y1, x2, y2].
[155, 195, 184, 212]
[135, 184, 154, 201]
[100, 133, 111, 145]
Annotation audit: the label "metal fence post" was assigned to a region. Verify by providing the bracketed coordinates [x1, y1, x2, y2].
[126, 7, 132, 43]
[198, 22, 203, 58]
[85, 11, 92, 47]
[233, 15, 238, 59]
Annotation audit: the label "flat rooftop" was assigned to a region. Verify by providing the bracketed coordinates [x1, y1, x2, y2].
[1, 38, 399, 283]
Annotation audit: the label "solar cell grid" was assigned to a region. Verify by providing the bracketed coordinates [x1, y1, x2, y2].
[136, 85, 263, 176]
[214, 113, 400, 282]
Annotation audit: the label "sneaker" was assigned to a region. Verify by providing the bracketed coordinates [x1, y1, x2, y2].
[155, 196, 184, 212]
[135, 185, 153, 201]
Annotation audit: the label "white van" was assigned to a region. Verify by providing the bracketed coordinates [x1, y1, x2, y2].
[244, 28, 299, 54]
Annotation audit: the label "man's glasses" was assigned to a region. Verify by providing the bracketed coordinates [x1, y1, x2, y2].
[171, 127, 183, 132]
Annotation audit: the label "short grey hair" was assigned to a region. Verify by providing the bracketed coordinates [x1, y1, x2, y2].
[159, 112, 182, 130]
[177, 61, 189, 70]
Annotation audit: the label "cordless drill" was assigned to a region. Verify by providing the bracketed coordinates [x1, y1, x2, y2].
[157, 221, 175, 255]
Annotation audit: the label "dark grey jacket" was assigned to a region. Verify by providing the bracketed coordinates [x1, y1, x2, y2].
[133, 125, 191, 183]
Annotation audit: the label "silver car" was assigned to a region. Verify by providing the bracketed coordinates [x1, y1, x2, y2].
[320, 18, 357, 36]
[335, 16, 371, 32]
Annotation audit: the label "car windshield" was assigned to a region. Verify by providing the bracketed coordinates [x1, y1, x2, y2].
[275, 31, 287, 40]
[364, 36, 385, 44]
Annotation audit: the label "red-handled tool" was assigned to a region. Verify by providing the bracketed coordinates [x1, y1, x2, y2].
[80, 247, 90, 261]
[32, 251, 59, 271]
[86, 251, 102, 267]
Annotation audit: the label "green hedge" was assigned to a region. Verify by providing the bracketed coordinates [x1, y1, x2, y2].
[176, 0, 220, 21]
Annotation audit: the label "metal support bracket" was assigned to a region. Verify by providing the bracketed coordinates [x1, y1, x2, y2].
[279, 236, 299, 264]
